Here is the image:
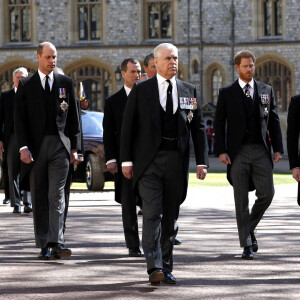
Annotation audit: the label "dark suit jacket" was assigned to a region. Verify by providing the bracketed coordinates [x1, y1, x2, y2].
[214, 79, 283, 186]
[0, 88, 15, 153]
[14, 71, 81, 190]
[120, 76, 208, 204]
[103, 87, 128, 204]
[287, 95, 300, 169]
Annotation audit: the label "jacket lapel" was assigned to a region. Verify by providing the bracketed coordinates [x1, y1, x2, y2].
[148, 77, 162, 135]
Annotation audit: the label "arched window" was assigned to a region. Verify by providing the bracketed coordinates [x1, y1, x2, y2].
[67, 64, 111, 112]
[212, 69, 222, 105]
[255, 61, 291, 111]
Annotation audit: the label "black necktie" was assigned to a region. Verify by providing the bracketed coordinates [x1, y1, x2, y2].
[244, 83, 252, 100]
[166, 80, 173, 115]
[45, 75, 50, 95]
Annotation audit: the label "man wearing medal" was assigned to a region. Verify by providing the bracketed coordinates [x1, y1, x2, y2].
[121, 43, 208, 284]
[14, 42, 81, 260]
[214, 50, 283, 260]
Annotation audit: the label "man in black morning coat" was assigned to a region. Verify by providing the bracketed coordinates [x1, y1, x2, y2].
[287, 94, 300, 200]
[14, 42, 80, 260]
[214, 50, 283, 260]
[120, 43, 208, 284]
[103, 58, 142, 257]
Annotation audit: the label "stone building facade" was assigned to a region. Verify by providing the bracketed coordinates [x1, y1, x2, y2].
[0, 0, 299, 151]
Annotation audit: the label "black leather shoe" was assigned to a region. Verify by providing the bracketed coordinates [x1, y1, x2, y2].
[242, 246, 254, 260]
[250, 232, 258, 253]
[128, 247, 142, 257]
[13, 206, 21, 213]
[149, 269, 164, 284]
[3, 198, 10, 204]
[174, 237, 182, 245]
[23, 204, 32, 213]
[50, 244, 72, 259]
[137, 209, 143, 215]
[163, 272, 176, 284]
[38, 247, 50, 260]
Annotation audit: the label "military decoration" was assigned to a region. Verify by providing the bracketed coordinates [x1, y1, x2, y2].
[260, 94, 270, 117]
[60, 100, 69, 112]
[59, 88, 66, 99]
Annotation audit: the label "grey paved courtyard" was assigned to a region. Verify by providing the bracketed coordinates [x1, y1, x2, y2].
[1, 175, 300, 299]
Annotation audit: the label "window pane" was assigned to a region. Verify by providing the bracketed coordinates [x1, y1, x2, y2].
[91, 4, 100, 40]
[161, 3, 171, 38]
[149, 4, 159, 38]
[10, 8, 20, 42]
[22, 7, 31, 41]
[275, 0, 282, 35]
[264, 0, 272, 36]
[79, 6, 88, 40]
[212, 69, 222, 105]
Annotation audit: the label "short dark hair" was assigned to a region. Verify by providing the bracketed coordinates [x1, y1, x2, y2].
[234, 50, 256, 66]
[143, 53, 154, 67]
[120, 58, 139, 72]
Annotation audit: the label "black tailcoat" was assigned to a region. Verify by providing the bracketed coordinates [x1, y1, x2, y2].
[14, 72, 81, 190]
[214, 79, 283, 186]
[120, 76, 208, 204]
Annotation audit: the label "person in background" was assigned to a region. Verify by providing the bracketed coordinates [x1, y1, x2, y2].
[0, 67, 32, 214]
[103, 58, 142, 257]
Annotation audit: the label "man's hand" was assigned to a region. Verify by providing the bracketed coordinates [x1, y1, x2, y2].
[219, 153, 231, 165]
[107, 162, 118, 174]
[292, 168, 300, 182]
[0, 141, 4, 152]
[20, 148, 34, 164]
[70, 149, 77, 165]
[197, 166, 207, 180]
[273, 152, 282, 163]
[122, 166, 133, 179]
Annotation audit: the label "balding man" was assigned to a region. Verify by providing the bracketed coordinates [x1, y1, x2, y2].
[14, 42, 81, 260]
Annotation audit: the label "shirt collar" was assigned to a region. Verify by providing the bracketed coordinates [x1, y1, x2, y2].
[156, 73, 176, 85]
[14, 87, 17, 93]
[124, 85, 132, 96]
[38, 69, 54, 82]
[239, 78, 254, 89]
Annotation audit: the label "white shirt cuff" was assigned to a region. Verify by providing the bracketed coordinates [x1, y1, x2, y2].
[19, 146, 28, 152]
[106, 159, 117, 165]
[122, 161, 133, 167]
[197, 165, 207, 168]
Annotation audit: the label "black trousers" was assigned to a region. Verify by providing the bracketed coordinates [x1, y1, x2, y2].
[138, 150, 184, 273]
[115, 172, 140, 249]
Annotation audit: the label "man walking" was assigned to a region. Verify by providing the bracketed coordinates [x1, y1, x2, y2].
[14, 42, 81, 260]
[0, 67, 32, 214]
[103, 58, 142, 257]
[121, 43, 208, 284]
[214, 50, 283, 259]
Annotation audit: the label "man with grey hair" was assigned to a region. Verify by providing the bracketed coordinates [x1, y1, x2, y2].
[143, 53, 157, 79]
[121, 43, 208, 284]
[14, 42, 81, 260]
[0, 67, 32, 214]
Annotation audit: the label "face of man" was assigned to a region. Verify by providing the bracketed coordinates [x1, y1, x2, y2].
[13, 71, 27, 89]
[121, 62, 141, 89]
[144, 58, 157, 78]
[37, 44, 57, 75]
[155, 47, 178, 79]
[235, 57, 255, 83]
